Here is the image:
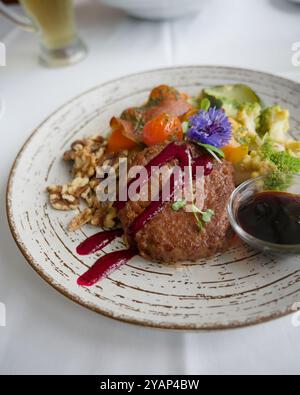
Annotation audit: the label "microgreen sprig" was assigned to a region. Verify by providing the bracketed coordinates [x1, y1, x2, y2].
[171, 199, 215, 232]
[172, 199, 187, 211]
[171, 151, 215, 233]
[194, 142, 225, 163]
[191, 206, 215, 231]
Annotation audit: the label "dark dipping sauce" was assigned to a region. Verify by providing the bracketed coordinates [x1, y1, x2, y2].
[237, 191, 300, 245]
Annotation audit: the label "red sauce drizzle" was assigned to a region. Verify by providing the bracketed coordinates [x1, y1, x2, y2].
[128, 145, 213, 236]
[76, 142, 213, 286]
[128, 171, 179, 237]
[77, 249, 137, 287]
[115, 142, 212, 210]
[76, 229, 123, 255]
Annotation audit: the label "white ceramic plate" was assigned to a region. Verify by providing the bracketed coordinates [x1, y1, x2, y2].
[7, 66, 300, 330]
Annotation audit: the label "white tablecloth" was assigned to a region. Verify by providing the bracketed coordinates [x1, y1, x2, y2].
[1, 0, 300, 375]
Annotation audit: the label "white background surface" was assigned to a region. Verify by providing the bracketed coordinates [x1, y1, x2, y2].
[1, 0, 300, 375]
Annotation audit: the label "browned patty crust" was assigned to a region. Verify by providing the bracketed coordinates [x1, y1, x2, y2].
[118, 143, 235, 263]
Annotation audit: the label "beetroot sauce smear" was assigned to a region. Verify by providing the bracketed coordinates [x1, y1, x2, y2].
[115, 141, 212, 210]
[77, 249, 137, 287]
[76, 142, 213, 286]
[76, 229, 123, 256]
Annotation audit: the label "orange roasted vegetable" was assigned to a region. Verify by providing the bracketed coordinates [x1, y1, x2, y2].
[143, 113, 183, 146]
[109, 85, 191, 144]
[222, 143, 248, 164]
[107, 127, 138, 153]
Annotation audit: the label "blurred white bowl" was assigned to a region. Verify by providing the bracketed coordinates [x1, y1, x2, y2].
[97, 0, 202, 20]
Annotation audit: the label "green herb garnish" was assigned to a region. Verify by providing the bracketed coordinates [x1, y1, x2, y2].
[192, 141, 225, 163]
[182, 121, 189, 135]
[172, 199, 187, 211]
[191, 206, 215, 232]
[200, 98, 211, 112]
[172, 199, 214, 231]
[201, 209, 215, 223]
[197, 143, 225, 159]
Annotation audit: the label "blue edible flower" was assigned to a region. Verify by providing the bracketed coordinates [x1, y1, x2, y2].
[187, 107, 232, 148]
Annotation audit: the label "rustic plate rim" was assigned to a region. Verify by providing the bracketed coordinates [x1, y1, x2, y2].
[6, 65, 300, 331]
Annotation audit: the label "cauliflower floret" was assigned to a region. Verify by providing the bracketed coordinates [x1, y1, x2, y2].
[232, 151, 275, 185]
[222, 100, 239, 118]
[285, 141, 300, 158]
[229, 116, 261, 151]
[236, 103, 261, 134]
[259, 105, 290, 143]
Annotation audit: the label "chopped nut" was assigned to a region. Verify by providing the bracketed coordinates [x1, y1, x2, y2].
[62, 194, 77, 203]
[47, 184, 80, 211]
[68, 177, 90, 196]
[103, 206, 117, 229]
[68, 208, 93, 231]
[51, 200, 79, 211]
[47, 177, 90, 211]
[48, 134, 125, 230]
[90, 207, 107, 227]
[63, 135, 107, 178]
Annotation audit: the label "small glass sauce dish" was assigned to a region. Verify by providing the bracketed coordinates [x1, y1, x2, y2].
[227, 175, 300, 254]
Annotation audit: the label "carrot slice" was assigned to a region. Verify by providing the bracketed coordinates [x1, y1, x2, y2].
[222, 144, 248, 164]
[107, 127, 138, 153]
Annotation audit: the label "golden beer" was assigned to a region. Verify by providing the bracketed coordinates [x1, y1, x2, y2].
[19, 0, 76, 49]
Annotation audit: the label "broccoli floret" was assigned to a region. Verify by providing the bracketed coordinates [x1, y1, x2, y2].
[260, 137, 279, 158]
[259, 105, 290, 142]
[264, 172, 293, 192]
[236, 103, 261, 133]
[259, 137, 300, 190]
[261, 138, 300, 173]
[270, 151, 300, 173]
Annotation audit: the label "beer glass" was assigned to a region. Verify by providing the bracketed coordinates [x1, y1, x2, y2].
[0, 0, 87, 67]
